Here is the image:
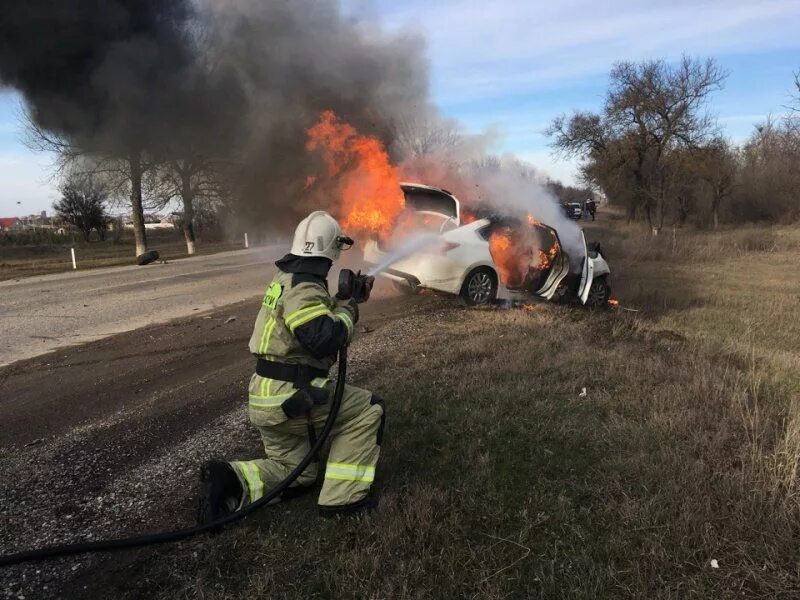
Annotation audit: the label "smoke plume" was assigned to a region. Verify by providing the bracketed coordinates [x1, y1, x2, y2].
[0, 0, 580, 254]
[0, 0, 429, 229]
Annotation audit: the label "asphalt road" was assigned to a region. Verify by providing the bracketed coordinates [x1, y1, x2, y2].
[0, 247, 284, 367]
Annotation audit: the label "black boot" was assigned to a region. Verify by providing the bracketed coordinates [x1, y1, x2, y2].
[319, 496, 379, 519]
[196, 460, 243, 526]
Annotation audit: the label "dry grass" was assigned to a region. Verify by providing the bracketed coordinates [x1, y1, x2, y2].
[0, 230, 241, 281]
[586, 212, 800, 512]
[86, 213, 799, 599]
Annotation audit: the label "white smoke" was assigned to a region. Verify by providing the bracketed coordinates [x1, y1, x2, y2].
[468, 155, 585, 267]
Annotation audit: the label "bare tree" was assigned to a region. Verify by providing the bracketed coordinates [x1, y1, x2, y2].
[693, 139, 737, 229]
[24, 113, 155, 256]
[732, 118, 800, 222]
[153, 154, 225, 255]
[393, 112, 464, 161]
[548, 56, 726, 233]
[54, 175, 109, 242]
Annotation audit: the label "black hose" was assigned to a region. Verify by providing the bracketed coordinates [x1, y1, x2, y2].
[0, 347, 348, 568]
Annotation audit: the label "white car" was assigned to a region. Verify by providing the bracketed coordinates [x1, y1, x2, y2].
[363, 183, 612, 307]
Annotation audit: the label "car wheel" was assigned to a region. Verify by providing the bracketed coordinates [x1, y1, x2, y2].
[392, 280, 420, 295]
[460, 267, 497, 306]
[585, 276, 610, 308]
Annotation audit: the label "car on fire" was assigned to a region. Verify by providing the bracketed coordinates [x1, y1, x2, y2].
[363, 183, 612, 307]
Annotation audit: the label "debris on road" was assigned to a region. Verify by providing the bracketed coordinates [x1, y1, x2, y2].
[224, 316, 237, 324]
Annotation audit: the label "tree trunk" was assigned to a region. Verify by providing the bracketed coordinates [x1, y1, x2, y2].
[179, 167, 197, 255]
[711, 186, 722, 230]
[129, 151, 148, 257]
[653, 193, 665, 236]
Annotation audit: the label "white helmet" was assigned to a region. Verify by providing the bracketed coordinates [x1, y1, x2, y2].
[290, 211, 353, 261]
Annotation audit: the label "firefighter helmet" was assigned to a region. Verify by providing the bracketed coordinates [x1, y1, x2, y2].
[290, 211, 353, 261]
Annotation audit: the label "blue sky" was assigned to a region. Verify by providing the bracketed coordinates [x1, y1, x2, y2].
[2, 0, 799, 216]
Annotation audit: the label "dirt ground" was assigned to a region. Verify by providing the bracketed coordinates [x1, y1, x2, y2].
[0, 294, 423, 599]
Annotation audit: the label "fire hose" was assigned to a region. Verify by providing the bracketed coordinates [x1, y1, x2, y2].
[0, 346, 346, 568]
[0, 269, 370, 569]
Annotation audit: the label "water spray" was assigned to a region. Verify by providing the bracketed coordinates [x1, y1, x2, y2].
[366, 233, 441, 276]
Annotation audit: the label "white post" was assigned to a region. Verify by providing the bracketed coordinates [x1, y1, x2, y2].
[71, 247, 77, 270]
[244, 232, 249, 249]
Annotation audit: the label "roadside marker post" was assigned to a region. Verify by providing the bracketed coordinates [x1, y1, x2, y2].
[71, 247, 77, 270]
[244, 233, 249, 248]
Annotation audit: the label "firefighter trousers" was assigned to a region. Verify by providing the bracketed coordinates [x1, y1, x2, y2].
[229, 378, 384, 509]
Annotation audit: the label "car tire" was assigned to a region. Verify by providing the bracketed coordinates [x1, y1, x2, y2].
[136, 250, 160, 266]
[392, 280, 420, 295]
[459, 267, 497, 306]
[585, 276, 610, 309]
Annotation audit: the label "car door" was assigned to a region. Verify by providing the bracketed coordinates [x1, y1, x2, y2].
[577, 229, 594, 304]
[531, 224, 570, 300]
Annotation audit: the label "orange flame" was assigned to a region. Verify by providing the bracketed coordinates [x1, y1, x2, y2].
[609, 297, 620, 307]
[306, 111, 405, 239]
[488, 228, 528, 288]
[489, 224, 559, 289]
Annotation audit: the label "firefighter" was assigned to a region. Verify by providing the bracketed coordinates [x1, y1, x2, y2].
[196, 211, 384, 521]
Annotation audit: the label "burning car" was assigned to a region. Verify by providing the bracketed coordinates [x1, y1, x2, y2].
[363, 183, 612, 307]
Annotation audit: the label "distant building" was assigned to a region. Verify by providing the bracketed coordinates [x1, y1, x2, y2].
[14, 212, 54, 231]
[124, 213, 176, 230]
[0, 217, 19, 232]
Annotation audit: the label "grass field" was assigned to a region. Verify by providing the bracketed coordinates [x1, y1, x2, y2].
[0, 230, 243, 281]
[80, 211, 800, 598]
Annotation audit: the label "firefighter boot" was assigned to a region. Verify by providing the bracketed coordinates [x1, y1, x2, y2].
[197, 460, 244, 526]
[319, 495, 379, 519]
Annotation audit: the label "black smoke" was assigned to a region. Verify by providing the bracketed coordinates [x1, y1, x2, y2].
[0, 0, 201, 153]
[0, 0, 430, 228]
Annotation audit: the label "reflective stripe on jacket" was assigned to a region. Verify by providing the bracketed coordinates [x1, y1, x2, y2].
[247, 263, 356, 426]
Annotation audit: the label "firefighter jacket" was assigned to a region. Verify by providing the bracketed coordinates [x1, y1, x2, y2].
[247, 254, 357, 425]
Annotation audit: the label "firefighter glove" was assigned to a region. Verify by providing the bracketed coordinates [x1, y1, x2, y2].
[281, 386, 329, 419]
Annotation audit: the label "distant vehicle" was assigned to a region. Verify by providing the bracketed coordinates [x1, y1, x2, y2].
[562, 202, 582, 220]
[364, 183, 612, 307]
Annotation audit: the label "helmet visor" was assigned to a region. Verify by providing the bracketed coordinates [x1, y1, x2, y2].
[336, 235, 354, 251]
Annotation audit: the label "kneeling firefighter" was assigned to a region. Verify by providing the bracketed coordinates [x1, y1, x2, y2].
[197, 211, 383, 520]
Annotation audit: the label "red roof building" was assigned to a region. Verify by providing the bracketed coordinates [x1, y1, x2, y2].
[0, 217, 19, 231]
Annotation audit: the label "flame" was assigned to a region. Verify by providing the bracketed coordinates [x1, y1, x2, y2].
[537, 238, 560, 271]
[488, 227, 529, 288]
[489, 224, 560, 290]
[306, 111, 404, 239]
[608, 297, 620, 307]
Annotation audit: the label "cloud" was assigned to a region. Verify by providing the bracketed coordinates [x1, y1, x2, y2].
[371, 0, 800, 182]
[380, 0, 800, 105]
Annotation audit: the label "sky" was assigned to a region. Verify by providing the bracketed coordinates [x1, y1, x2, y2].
[1, 0, 799, 217]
